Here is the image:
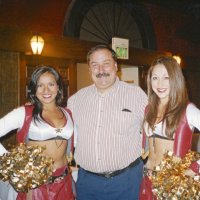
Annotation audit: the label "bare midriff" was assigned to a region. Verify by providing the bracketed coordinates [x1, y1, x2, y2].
[28, 139, 68, 170]
[146, 137, 174, 170]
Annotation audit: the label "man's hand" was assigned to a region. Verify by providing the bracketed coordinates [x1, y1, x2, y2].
[25, 102, 32, 106]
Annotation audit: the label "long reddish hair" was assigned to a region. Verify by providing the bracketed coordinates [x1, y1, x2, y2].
[145, 56, 189, 138]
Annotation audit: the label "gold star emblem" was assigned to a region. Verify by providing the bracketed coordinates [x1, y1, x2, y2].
[55, 128, 62, 134]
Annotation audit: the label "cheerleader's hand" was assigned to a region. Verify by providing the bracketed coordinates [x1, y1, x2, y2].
[188, 161, 200, 175]
[141, 148, 149, 160]
[184, 169, 197, 177]
[0, 143, 7, 156]
[172, 155, 181, 163]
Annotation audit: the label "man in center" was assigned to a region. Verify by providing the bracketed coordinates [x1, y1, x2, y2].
[68, 44, 147, 200]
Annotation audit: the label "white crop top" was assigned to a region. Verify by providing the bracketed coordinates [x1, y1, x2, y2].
[0, 106, 73, 141]
[144, 103, 200, 138]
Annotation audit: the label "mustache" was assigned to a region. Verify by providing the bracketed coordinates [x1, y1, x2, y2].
[96, 73, 110, 78]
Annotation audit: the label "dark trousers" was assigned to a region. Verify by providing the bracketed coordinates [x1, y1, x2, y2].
[76, 159, 143, 200]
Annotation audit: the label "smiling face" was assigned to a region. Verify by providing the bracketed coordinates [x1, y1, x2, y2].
[36, 72, 59, 106]
[151, 63, 170, 104]
[88, 49, 118, 93]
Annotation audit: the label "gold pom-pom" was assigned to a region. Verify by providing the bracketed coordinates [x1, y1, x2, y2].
[150, 151, 200, 199]
[0, 143, 54, 192]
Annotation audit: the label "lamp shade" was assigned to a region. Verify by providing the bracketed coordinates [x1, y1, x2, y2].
[30, 35, 44, 55]
[173, 55, 181, 64]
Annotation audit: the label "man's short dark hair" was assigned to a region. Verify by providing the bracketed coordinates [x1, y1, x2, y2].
[87, 44, 117, 63]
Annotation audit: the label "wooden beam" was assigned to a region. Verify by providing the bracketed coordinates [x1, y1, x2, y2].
[1, 26, 199, 68]
[0, 26, 98, 61]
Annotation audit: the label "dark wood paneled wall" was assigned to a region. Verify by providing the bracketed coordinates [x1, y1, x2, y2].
[0, 51, 20, 148]
[0, 51, 19, 116]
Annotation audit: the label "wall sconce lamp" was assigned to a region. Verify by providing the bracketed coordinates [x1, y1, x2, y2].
[173, 55, 181, 65]
[30, 35, 44, 55]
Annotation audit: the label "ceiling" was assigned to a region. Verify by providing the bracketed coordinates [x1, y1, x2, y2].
[147, 0, 200, 43]
[63, 0, 200, 45]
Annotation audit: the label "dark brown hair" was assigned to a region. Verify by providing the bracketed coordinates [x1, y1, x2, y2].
[28, 66, 64, 122]
[87, 44, 117, 63]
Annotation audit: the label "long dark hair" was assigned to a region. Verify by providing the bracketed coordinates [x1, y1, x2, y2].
[28, 66, 64, 122]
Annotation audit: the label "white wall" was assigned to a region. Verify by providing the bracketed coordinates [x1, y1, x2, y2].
[119, 66, 139, 85]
